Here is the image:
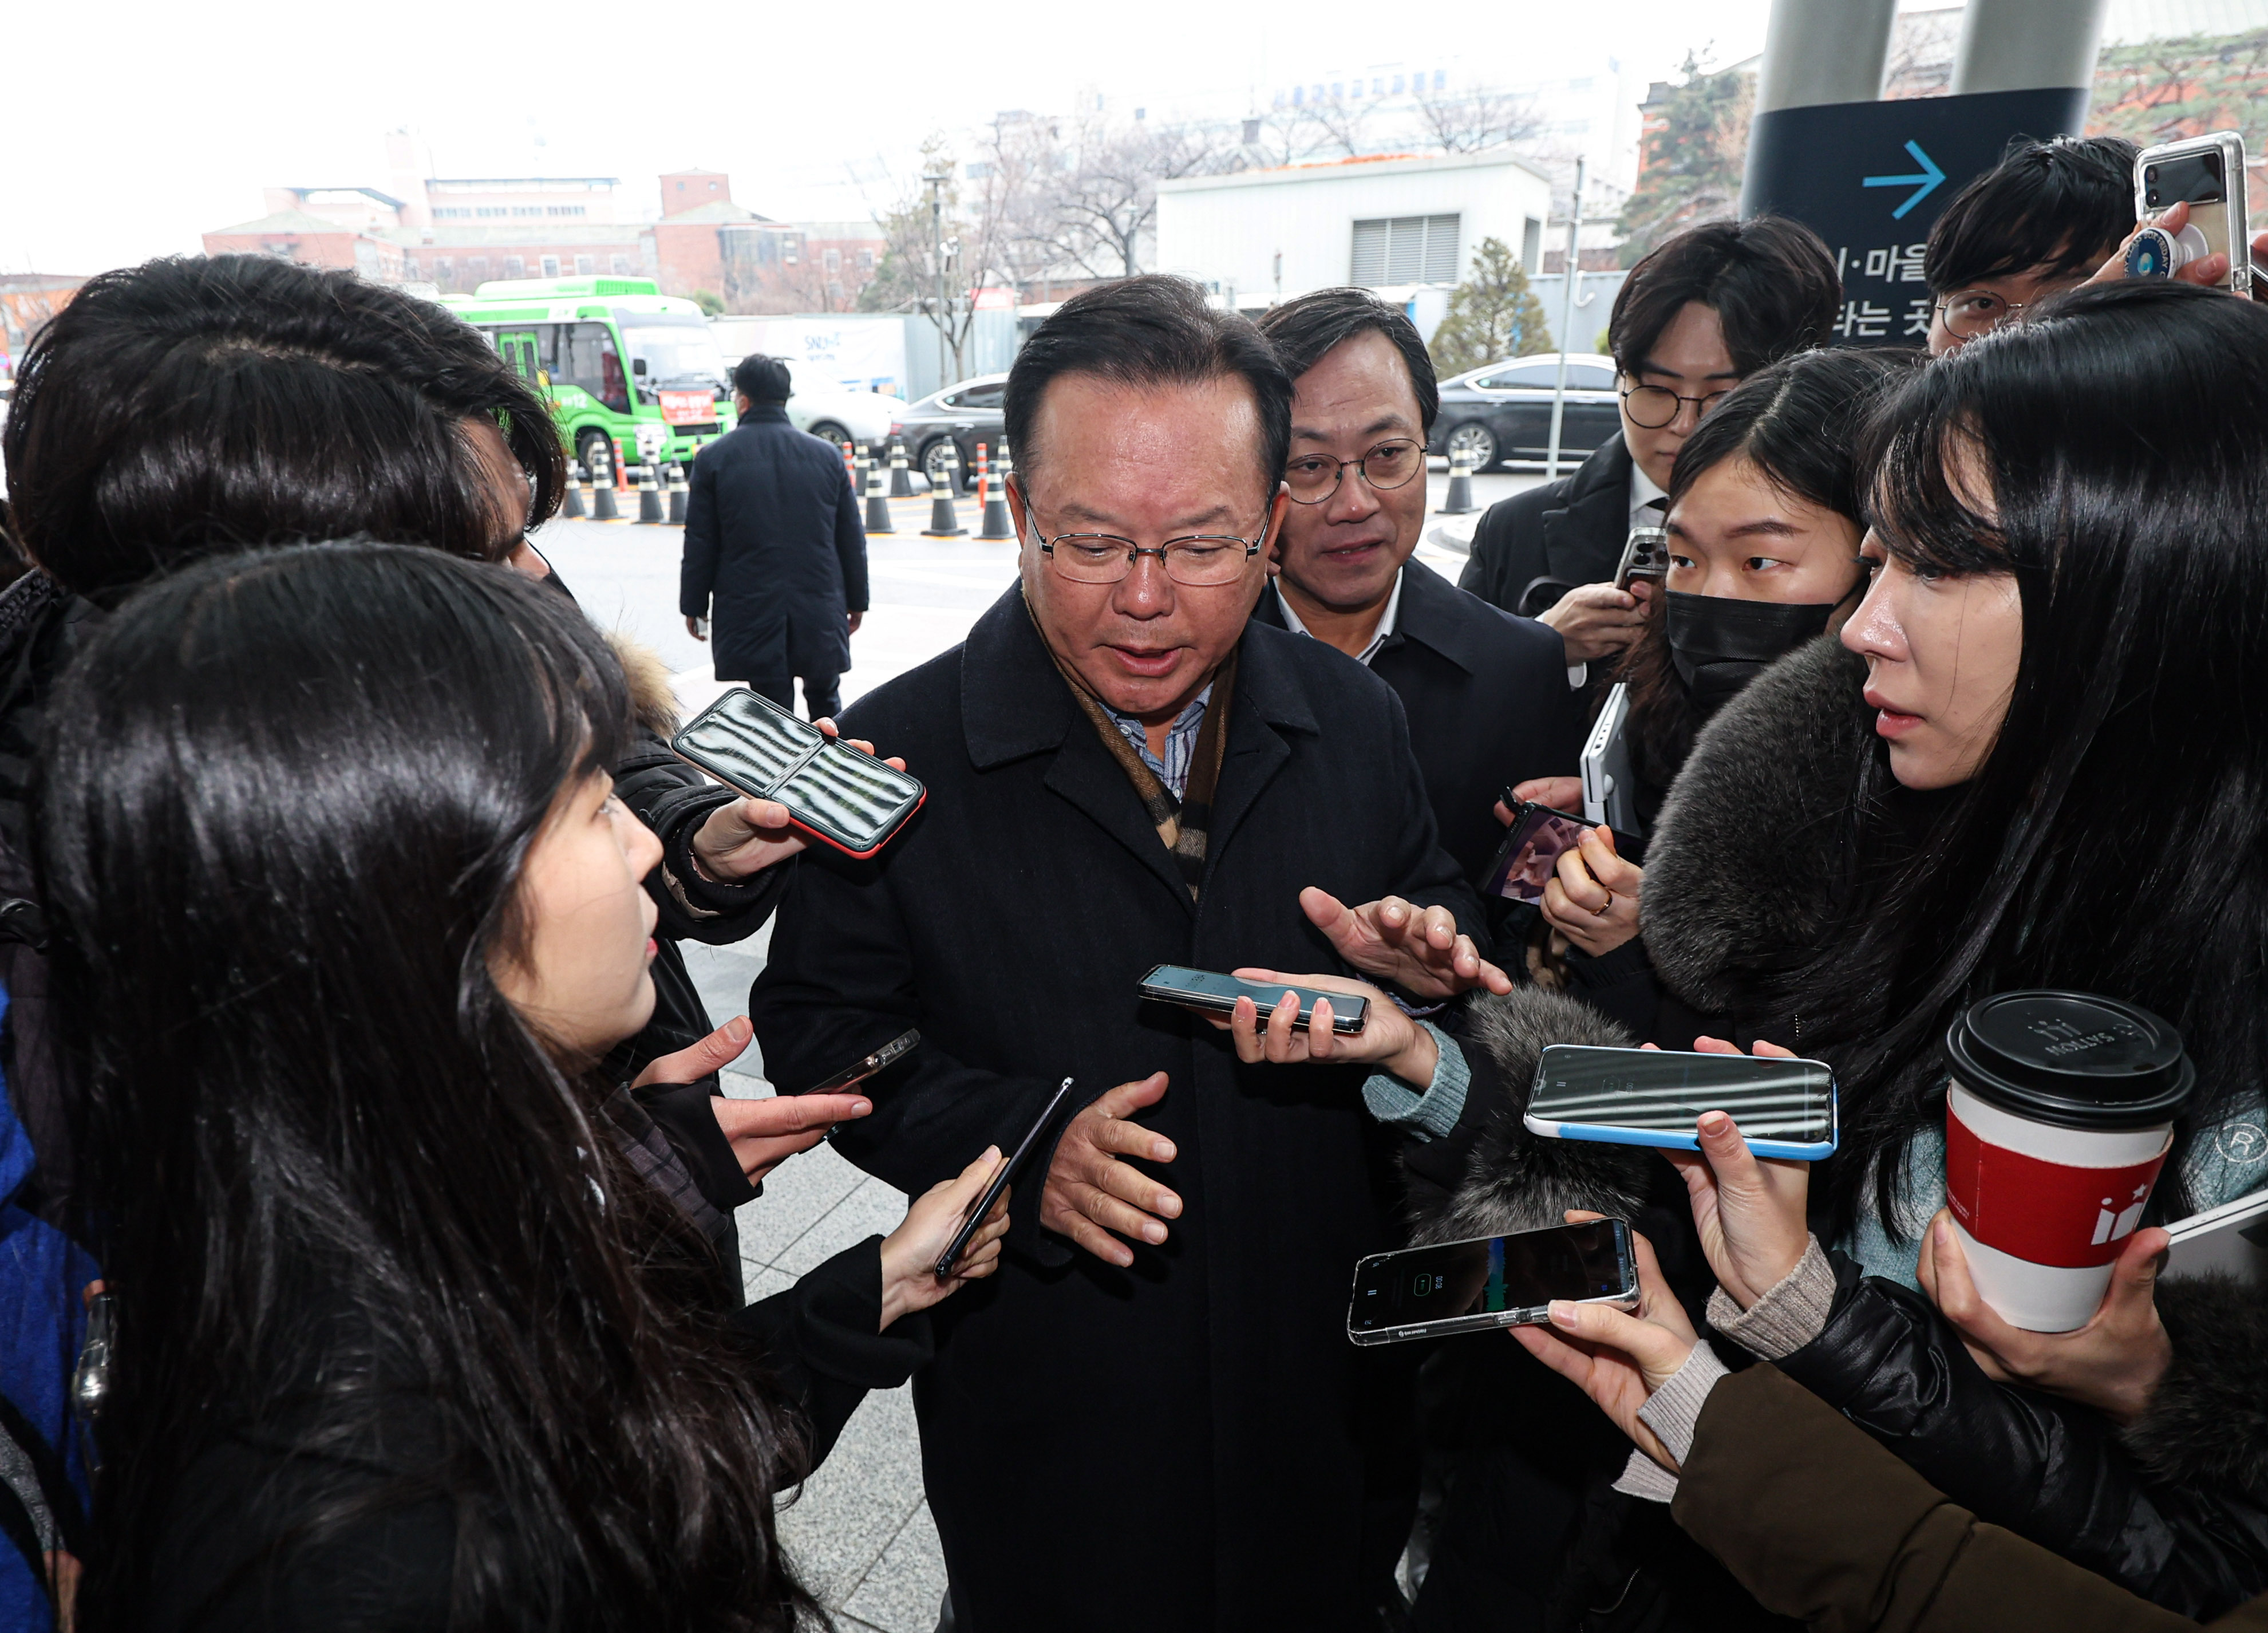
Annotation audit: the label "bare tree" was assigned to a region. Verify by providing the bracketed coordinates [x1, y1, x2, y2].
[853, 135, 1020, 378]
[1411, 82, 1546, 154]
[1016, 116, 1244, 279]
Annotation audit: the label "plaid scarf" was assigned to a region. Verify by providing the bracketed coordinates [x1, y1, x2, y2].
[1050, 645, 1237, 901]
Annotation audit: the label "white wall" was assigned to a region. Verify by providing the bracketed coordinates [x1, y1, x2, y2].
[1155, 151, 1554, 305]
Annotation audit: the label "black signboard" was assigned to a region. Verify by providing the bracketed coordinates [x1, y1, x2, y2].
[1741, 87, 2092, 345]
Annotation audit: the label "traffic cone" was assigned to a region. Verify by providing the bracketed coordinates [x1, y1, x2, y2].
[841, 441, 857, 494]
[976, 441, 1013, 540]
[561, 462, 587, 520]
[590, 449, 620, 521]
[887, 438, 915, 499]
[635, 463, 665, 524]
[666, 463, 688, 525]
[1437, 448, 1475, 515]
[922, 442, 966, 537]
[864, 447, 895, 534]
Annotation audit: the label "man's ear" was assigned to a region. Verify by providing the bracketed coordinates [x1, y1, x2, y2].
[733, 393, 752, 417]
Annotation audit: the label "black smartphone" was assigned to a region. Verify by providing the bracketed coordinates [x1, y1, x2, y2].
[1479, 800, 1595, 905]
[1524, 1043, 1839, 1159]
[805, 1028, 919, 1095]
[935, 1077, 1078, 1280]
[1615, 523, 1671, 590]
[1136, 963, 1369, 1035]
[672, 688, 926, 860]
[1347, 1219, 1639, 1345]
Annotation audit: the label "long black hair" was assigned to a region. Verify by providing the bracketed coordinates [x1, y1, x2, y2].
[1613, 346, 1907, 783]
[1783, 279, 2268, 1234]
[2, 255, 565, 600]
[45, 543, 813, 1630]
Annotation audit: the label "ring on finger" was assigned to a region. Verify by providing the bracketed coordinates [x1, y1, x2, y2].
[1593, 890, 1613, 917]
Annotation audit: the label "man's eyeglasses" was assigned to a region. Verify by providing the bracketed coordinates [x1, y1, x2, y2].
[1619, 384, 1733, 430]
[1934, 288, 2029, 339]
[1283, 439, 1424, 504]
[1023, 501, 1267, 587]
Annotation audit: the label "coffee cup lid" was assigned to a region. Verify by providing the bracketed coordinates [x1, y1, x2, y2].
[1943, 990, 2195, 1130]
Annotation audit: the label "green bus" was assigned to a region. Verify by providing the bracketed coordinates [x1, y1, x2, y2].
[442, 276, 736, 473]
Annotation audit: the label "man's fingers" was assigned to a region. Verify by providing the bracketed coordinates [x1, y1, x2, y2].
[1087, 1103, 1176, 1166]
[1065, 1178, 1172, 1245]
[633, 1015, 756, 1088]
[1749, 1038, 1797, 1059]
[1299, 885, 1355, 942]
[1078, 1150, 1182, 1221]
[1096, 1070, 1171, 1119]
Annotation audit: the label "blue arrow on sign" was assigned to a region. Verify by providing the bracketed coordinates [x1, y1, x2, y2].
[1863, 141, 1947, 219]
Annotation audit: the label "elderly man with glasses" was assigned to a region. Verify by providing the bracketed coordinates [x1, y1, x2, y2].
[752, 275, 1507, 1633]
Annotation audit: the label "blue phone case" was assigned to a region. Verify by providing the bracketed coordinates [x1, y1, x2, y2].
[1522, 1044, 1840, 1160]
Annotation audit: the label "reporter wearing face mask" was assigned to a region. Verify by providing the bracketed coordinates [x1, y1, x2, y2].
[1507, 348, 1907, 1030]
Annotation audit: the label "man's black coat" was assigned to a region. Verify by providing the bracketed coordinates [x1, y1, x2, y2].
[1457, 432, 1634, 618]
[679, 403, 868, 683]
[750, 584, 1482, 1632]
[1255, 558, 1586, 882]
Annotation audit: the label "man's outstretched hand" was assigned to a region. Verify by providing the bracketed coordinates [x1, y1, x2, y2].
[1300, 888, 1511, 999]
[1040, 1072, 1180, 1267]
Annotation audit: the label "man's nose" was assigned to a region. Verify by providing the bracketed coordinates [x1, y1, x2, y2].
[1325, 466, 1381, 523]
[1113, 551, 1176, 615]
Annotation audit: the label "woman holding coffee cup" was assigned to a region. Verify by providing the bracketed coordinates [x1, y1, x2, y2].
[1414, 279, 2268, 1623]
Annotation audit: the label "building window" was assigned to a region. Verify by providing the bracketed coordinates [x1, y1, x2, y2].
[436, 258, 454, 282]
[824, 247, 841, 271]
[1433, 69, 1447, 90]
[1392, 73, 1405, 93]
[575, 254, 594, 274]
[469, 257, 490, 279]
[858, 248, 874, 271]
[1350, 214, 1461, 286]
[1522, 216, 1543, 274]
[504, 256, 525, 278]
[540, 255, 560, 277]
[610, 254, 631, 274]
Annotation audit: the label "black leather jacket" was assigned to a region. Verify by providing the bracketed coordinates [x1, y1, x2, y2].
[1773, 1253, 2268, 1622]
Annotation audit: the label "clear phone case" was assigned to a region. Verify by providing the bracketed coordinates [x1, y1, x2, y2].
[671, 688, 926, 859]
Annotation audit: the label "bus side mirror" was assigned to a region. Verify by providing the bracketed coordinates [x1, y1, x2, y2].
[633, 357, 648, 376]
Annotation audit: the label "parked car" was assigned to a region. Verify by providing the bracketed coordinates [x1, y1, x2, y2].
[891, 373, 1007, 492]
[1428, 353, 1621, 472]
[782, 361, 899, 452]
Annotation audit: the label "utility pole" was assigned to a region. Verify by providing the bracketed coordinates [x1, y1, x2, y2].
[923, 168, 949, 392]
[1544, 155, 1588, 481]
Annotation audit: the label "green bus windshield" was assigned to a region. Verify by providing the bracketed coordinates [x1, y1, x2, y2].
[621, 314, 729, 391]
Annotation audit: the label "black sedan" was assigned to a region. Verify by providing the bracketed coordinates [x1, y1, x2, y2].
[1427, 353, 1621, 471]
[890, 373, 1007, 492]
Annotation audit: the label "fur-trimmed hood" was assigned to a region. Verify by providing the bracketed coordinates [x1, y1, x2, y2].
[1639, 634, 1874, 1018]
[606, 632, 682, 742]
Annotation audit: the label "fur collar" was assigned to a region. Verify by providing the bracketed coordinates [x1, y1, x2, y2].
[2127, 1272, 2268, 1504]
[1640, 636, 1875, 1017]
[606, 633, 682, 741]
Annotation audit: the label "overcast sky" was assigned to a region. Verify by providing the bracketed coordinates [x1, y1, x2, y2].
[1, 0, 1799, 275]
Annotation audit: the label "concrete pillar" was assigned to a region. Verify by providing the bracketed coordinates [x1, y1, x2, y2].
[1753, 0, 1898, 115]
[1951, 0, 2109, 94]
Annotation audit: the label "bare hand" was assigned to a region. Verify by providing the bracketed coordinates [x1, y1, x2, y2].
[1916, 1208, 2174, 1424]
[631, 1016, 872, 1184]
[688, 720, 907, 881]
[1540, 580, 1651, 664]
[2086, 200, 2268, 295]
[1657, 1036, 1811, 1309]
[848, 610, 865, 636]
[1301, 887, 1511, 999]
[878, 1146, 1011, 1328]
[1511, 1217, 1697, 1472]
[686, 616, 708, 641]
[1541, 825, 1643, 956]
[1213, 969, 1436, 1084]
[1504, 776, 1585, 821]
[1040, 1072, 1180, 1267]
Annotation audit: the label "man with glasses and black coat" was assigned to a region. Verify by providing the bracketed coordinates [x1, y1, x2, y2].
[1459, 218, 1839, 692]
[752, 277, 1510, 1633]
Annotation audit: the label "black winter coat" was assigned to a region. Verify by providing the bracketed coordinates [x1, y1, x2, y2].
[750, 583, 1483, 1633]
[680, 404, 868, 683]
[1457, 433, 1634, 618]
[1253, 559, 1585, 883]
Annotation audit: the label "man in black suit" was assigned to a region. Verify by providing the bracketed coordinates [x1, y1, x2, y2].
[1255, 289, 1585, 882]
[681, 352, 868, 719]
[1459, 217, 1841, 689]
[751, 277, 1508, 1632]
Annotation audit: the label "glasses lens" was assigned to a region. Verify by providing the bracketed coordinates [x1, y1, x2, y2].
[1946, 291, 2009, 336]
[1361, 441, 1422, 490]
[1049, 537, 1131, 583]
[1623, 385, 1680, 428]
[1284, 455, 1341, 503]
[1163, 539, 1252, 586]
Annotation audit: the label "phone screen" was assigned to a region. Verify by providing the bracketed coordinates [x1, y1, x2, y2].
[1139, 965, 1368, 1030]
[1482, 803, 1591, 904]
[1531, 1044, 1836, 1147]
[1348, 1221, 1630, 1336]
[2145, 148, 2233, 270]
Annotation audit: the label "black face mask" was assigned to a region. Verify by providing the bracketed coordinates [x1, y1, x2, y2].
[1666, 591, 1836, 716]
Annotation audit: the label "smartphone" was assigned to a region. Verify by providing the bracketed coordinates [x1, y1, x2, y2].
[935, 1077, 1078, 1280]
[1582, 683, 1640, 834]
[1615, 524, 1671, 590]
[2163, 1188, 2268, 1284]
[2135, 132, 2251, 295]
[672, 688, 926, 860]
[1137, 964, 1369, 1035]
[1479, 800, 1594, 905]
[1524, 1043, 1839, 1160]
[1347, 1219, 1639, 1345]
[805, 1028, 919, 1095]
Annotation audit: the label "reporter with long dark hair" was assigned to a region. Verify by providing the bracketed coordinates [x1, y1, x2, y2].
[46, 543, 1005, 1630]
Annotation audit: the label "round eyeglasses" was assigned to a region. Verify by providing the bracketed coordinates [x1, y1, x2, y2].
[1619, 384, 1733, 430]
[1283, 439, 1424, 504]
[1934, 288, 2030, 339]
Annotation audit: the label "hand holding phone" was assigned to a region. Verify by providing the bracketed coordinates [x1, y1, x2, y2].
[1536, 825, 1643, 959]
[2132, 133, 2251, 295]
[1215, 968, 1433, 1082]
[880, 1146, 1017, 1327]
[1525, 1040, 1838, 1160]
[1656, 1039, 1814, 1311]
[1348, 1217, 1641, 1344]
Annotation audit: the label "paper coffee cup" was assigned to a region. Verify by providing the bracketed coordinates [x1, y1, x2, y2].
[1942, 991, 2195, 1332]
